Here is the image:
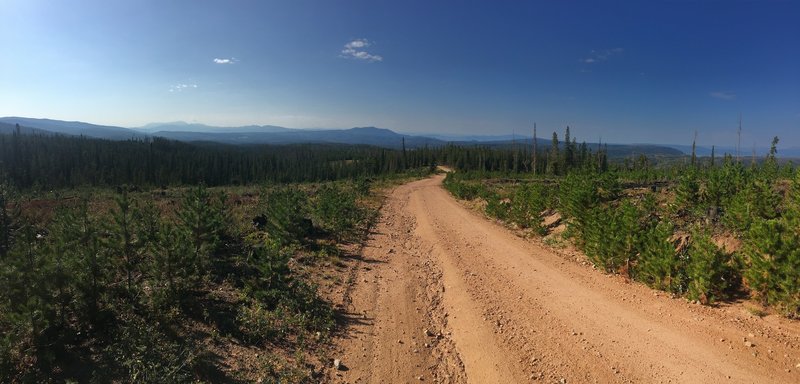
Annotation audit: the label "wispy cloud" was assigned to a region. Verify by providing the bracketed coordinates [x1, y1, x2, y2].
[213, 57, 237, 64]
[169, 84, 198, 92]
[710, 91, 736, 100]
[581, 48, 623, 64]
[341, 39, 383, 62]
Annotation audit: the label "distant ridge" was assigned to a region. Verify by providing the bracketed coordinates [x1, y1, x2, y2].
[136, 121, 293, 134]
[0, 117, 146, 140]
[0, 116, 687, 156]
[151, 126, 443, 149]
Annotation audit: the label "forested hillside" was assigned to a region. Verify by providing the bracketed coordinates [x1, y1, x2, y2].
[0, 132, 435, 189]
[1, 129, 616, 191]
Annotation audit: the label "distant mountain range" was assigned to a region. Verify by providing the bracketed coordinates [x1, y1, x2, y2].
[136, 121, 294, 134]
[0, 117, 441, 150]
[0, 117, 147, 140]
[0, 116, 699, 157]
[666, 144, 800, 159]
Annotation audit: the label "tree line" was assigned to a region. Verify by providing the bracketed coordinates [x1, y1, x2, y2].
[0, 131, 437, 189]
[0, 127, 608, 191]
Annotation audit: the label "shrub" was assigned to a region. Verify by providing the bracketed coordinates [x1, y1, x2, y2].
[244, 241, 292, 307]
[743, 217, 800, 317]
[106, 190, 144, 296]
[238, 300, 288, 343]
[176, 185, 229, 276]
[313, 183, 363, 240]
[484, 192, 510, 221]
[583, 200, 640, 273]
[443, 173, 484, 200]
[0, 185, 21, 259]
[63, 198, 109, 323]
[256, 352, 312, 384]
[508, 183, 548, 233]
[0, 226, 55, 381]
[722, 178, 779, 233]
[239, 241, 333, 345]
[685, 230, 738, 304]
[149, 222, 192, 309]
[258, 186, 311, 246]
[673, 169, 700, 214]
[105, 318, 197, 383]
[635, 221, 687, 294]
[560, 172, 619, 240]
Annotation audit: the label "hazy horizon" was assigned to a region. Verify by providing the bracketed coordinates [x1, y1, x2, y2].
[2, 0, 798, 147]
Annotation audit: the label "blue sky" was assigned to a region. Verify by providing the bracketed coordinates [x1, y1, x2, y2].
[1, 0, 798, 146]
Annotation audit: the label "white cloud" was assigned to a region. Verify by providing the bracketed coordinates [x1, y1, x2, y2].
[341, 39, 383, 62]
[345, 40, 368, 49]
[582, 48, 623, 64]
[169, 84, 198, 92]
[710, 91, 736, 100]
[213, 57, 237, 64]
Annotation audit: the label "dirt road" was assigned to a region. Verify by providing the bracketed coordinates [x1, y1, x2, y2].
[327, 174, 800, 383]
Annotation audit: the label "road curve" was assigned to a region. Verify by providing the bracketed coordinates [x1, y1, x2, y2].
[327, 174, 800, 383]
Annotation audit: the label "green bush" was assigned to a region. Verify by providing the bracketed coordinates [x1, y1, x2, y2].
[508, 183, 548, 233]
[313, 183, 363, 240]
[258, 186, 311, 246]
[583, 200, 640, 273]
[149, 221, 192, 309]
[635, 221, 687, 294]
[485, 192, 510, 221]
[0, 185, 21, 259]
[560, 172, 619, 240]
[674, 169, 700, 214]
[743, 217, 800, 317]
[722, 178, 779, 233]
[105, 318, 197, 384]
[238, 300, 288, 343]
[443, 173, 485, 200]
[176, 185, 229, 277]
[244, 241, 292, 306]
[686, 230, 738, 304]
[243, 243, 334, 337]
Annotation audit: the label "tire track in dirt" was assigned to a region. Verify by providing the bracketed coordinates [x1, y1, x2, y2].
[328, 174, 800, 383]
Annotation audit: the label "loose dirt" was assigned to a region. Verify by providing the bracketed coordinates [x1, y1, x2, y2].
[326, 174, 800, 383]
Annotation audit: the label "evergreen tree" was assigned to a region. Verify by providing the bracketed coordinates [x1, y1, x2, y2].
[636, 221, 686, 293]
[73, 198, 106, 321]
[563, 126, 574, 171]
[106, 190, 141, 297]
[150, 221, 192, 307]
[710, 145, 716, 168]
[176, 185, 227, 280]
[600, 144, 609, 172]
[1, 226, 54, 357]
[547, 132, 560, 175]
[763, 136, 780, 179]
[686, 229, 736, 304]
[0, 187, 21, 259]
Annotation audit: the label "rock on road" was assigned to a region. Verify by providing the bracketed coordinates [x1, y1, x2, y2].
[327, 174, 800, 383]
